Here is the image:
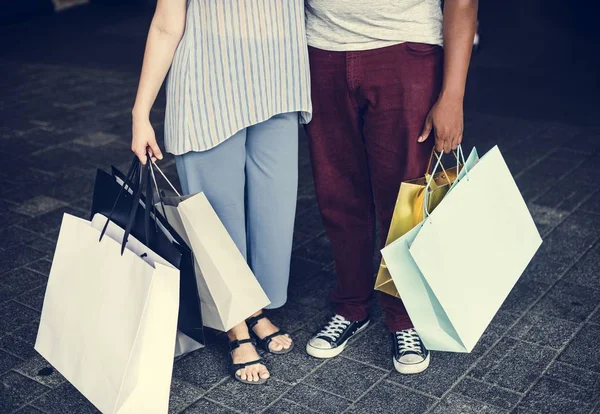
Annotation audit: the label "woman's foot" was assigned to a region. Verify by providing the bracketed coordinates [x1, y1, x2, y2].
[228, 325, 270, 384]
[246, 312, 294, 354]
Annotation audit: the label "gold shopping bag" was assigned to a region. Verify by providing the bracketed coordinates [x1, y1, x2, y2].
[375, 152, 459, 298]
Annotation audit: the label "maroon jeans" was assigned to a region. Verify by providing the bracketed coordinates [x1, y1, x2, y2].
[305, 43, 443, 332]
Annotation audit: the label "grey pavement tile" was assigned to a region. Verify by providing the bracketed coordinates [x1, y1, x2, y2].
[0, 245, 46, 276]
[481, 340, 557, 393]
[0, 268, 47, 298]
[204, 378, 291, 413]
[0, 334, 37, 360]
[30, 381, 99, 414]
[14, 354, 65, 389]
[520, 255, 569, 285]
[0, 371, 50, 413]
[289, 256, 324, 283]
[262, 330, 326, 385]
[507, 312, 580, 349]
[71, 197, 93, 215]
[181, 398, 237, 414]
[267, 301, 323, 334]
[348, 381, 436, 414]
[0, 349, 23, 374]
[562, 242, 600, 290]
[535, 180, 597, 213]
[11, 196, 68, 218]
[489, 311, 521, 331]
[531, 281, 600, 323]
[288, 268, 336, 311]
[454, 377, 522, 410]
[564, 156, 600, 186]
[172, 337, 229, 391]
[558, 324, 600, 373]
[283, 383, 350, 413]
[168, 378, 204, 414]
[25, 238, 55, 255]
[9, 322, 39, 346]
[15, 286, 47, 312]
[535, 212, 600, 265]
[25, 259, 52, 277]
[263, 399, 315, 414]
[514, 377, 598, 414]
[527, 204, 569, 237]
[580, 190, 600, 214]
[294, 205, 323, 233]
[545, 361, 600, 390]
[293, 233, 334, 267]
[73, 132, 118, 148]
[559, 130, 600, 155]
[303, 357, 386, 401]
[515, 157, 575, 202]
[13, 406, 46, 414]
[430, 393, 507, 414]
[500, 278, 550, 316]
[0, 226, 38, 251]
[0, 301, 40, 336]
[0, 210, 28, 231]
[344, 321, 391, 371]
[470, 337, 519, 380]
[592, 308, 600, 326]
[20, 207, 84, 236]
[388, 332, 499, 397]
[0, 282, 22, 304]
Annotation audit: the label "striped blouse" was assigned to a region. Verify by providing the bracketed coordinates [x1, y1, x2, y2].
[164, 0, 312, 155]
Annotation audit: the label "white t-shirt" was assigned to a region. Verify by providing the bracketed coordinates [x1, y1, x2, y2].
[305, 0, 443, 51]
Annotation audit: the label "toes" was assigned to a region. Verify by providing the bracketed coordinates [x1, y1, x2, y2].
[260, 368, 270, 380]
[252, 370, 260, 382]
[237, 369, 246, 381]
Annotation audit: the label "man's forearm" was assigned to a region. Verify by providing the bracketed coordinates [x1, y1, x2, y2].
[440, 0, 478, 100]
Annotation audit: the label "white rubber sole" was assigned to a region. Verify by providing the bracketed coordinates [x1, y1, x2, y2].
[393, 352, 431, 375]
[305, 320, 370, 359]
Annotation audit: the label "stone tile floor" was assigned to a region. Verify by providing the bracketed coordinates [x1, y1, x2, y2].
[1, 1, 600, 413]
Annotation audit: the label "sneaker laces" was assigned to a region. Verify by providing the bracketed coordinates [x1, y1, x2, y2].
[317, 315, 351, 341]
[395, 329, 423, 354]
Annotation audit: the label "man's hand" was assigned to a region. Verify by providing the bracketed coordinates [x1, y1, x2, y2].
[418, 94, 464, 153]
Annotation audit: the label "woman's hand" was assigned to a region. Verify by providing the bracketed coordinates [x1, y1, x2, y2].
[131, 115, 163, 164]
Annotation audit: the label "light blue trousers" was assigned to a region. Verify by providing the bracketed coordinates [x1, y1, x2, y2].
[175, 112, 298, 309]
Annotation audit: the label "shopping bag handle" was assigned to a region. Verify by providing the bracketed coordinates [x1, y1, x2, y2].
[151, 162, 181, 197]
[99, 155, 155, 255]
[423, 145, 469, 219]
[99, 156, 141, 242]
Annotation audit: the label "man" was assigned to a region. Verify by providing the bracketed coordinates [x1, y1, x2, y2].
[304, 0, 478, 374]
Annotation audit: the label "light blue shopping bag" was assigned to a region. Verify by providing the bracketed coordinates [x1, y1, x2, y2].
[380, 146, 479, 353]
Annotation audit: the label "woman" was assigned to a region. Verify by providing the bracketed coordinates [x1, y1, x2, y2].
[131, 0, 311, 385]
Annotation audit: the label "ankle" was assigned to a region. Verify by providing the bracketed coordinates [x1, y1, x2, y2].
[228, 322, 251, 342]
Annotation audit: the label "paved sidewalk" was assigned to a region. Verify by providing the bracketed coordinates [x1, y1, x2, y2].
[1, 1, 600, 413]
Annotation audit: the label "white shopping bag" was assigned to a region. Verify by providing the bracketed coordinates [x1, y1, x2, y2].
[381, 147, 480, 352]
[159, 190, 270, 332]
[35, 213, 179, 413]
[408, 146, 542, 352]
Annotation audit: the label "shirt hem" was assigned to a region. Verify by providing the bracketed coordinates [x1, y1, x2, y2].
[306, 38, 443, 52]
[165, 107, 312, 156]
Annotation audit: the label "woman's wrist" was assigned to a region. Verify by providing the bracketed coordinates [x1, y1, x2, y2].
[132, 105, 151, 122]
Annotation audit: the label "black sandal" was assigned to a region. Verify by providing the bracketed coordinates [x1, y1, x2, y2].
[229, 338, 268, 385]
[246, 314, 294, 355]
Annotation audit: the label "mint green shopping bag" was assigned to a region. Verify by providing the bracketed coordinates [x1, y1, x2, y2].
[380, 146, 479, 353]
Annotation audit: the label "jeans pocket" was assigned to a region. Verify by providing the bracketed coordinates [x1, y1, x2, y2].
[404, 42, 441, 55]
